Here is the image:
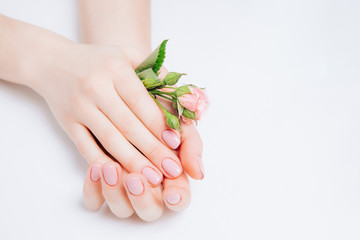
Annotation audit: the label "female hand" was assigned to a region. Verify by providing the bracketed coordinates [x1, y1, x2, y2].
[31, 43, 188, 186]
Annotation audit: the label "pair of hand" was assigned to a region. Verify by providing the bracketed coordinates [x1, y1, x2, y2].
[32, 43, 204, 221]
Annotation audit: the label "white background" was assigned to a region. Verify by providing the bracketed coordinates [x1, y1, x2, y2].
[1, 0, 360, 239]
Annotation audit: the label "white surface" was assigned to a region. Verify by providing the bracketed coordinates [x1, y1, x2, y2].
[1, 0, 360, 239]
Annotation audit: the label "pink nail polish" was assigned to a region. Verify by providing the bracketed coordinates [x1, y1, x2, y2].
[103, 165, 118, 186]
[166, 193, 181, 205]
[162, 158, 182, 178]
[198, 158, 205, 178]
[126, 176, 144, 196]
[162, 130, 180, 149]
[142, 167, 161, 185]
[90, 164, 101, 182]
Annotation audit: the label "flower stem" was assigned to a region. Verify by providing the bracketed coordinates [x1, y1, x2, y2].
[150, 93, 168, 112]
[154, 93, 175, 102]
[150, 90, 174, 96]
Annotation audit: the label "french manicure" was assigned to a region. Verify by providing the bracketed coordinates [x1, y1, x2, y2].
[162, 130, 180, 149]
[103, 164, 118, 186]
[90, 164, 101, 182]
[142, 167, 162, 185]
[126, 176, 144, 196]
[166, 193, 181, 205]
[162, 158, 182, 178]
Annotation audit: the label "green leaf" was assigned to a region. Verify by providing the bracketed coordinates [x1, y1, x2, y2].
[137, 68, 159, 80]
[135, 40, 168, 73]
[175, 86, 191, 97]
[153, 39, 168, 73]
[143, 78, 161, 89]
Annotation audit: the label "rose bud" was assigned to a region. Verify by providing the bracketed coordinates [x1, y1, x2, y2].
[165, 111, 180, 130]
[178, 87, 209, 121]
[163, 72, 186, 86]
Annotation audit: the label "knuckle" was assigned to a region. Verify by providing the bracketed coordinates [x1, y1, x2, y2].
[131, 93, 148, 113]
[117, 117, 137, 136]
[103, 57, 127, 73]
[78, 73, 109, 96]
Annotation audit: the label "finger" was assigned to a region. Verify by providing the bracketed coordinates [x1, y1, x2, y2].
[100, 161, 134, 218]
[124, 173, 163, 222]
[98, 91, 183, 179]
[83, 163, 104, 210]
[179, 122, 204, 180]
[163, 172, 191, 212]
[112, 65, 181, 150]
[82, 108, 165, 186]
[66, 124, 114, 210]
[67, 123, 110, 165]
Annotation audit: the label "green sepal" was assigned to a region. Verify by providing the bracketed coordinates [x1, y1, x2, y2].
[175, 86, 192, 97]
[163, 72, 186, 86]
[182, 108, 197, 124]
[137, 68, 159, 80]
[135, 39, 168, 73]
[176, 99, 184, 118]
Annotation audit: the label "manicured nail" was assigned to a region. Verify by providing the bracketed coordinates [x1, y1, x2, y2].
[90, 164, 101, 182]
[198, 158, 205, 178]
[142, 167, 162, 185]
[126, 176, 144, 196]
[103, 164, 118, 186]
[162, 130, 180, 149]
[166, 193, 181, 205]
[162, 158, 182, 177]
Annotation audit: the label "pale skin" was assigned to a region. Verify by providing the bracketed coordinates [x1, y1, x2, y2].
[0, 0, 203, 221]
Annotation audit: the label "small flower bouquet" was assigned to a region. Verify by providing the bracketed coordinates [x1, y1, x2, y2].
[135, 40, 209, 130]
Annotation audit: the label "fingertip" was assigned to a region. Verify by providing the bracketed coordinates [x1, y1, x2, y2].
[179, 124, 204, 180]
[83, 165, 104, 211]
[141, 166, 163, 187]
[163, 189, 191, 212]
[162, 129, 181, 150]
[180, 149, 204, 180]
[101, 162, 122, 187]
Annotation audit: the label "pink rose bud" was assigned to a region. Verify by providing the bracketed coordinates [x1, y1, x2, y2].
[179, 92, 197, 111]
[179, 87, 209, 120]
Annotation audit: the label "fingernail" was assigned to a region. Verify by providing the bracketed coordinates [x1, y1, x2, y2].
[162, 130, 180, 149]
[162, 158, 182, 178]
[103, 164, 118, 186]
[142, 167, 162, 185]
[166, 193, 181, 205]
[90, 164, 101, 182]
[126, 176, 144, 196]
[199, 158, 205, 178]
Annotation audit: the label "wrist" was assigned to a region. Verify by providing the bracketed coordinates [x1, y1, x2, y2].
[23, 38, 77, 93]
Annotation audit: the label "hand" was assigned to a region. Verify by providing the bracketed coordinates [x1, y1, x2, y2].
[32, 43, 188, 185]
